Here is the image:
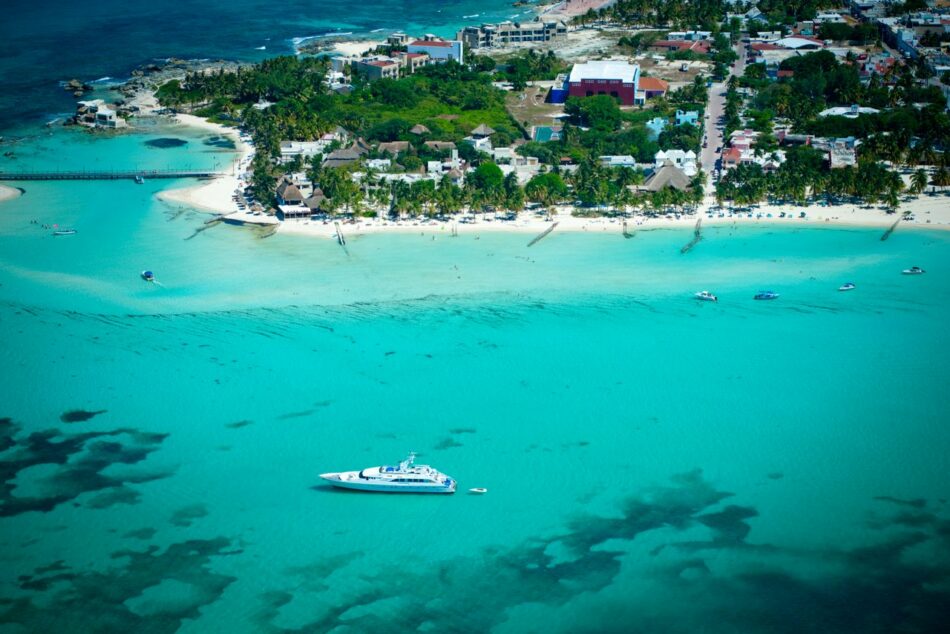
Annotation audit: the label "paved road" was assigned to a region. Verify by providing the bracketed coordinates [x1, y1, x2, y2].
[700, 38, 747, 196]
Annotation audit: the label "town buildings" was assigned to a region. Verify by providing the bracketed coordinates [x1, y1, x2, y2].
[457, 21, 567, 49]
[675, 110, 700, 126]
[567, 60, 640, 105]
[649, 39, 712, 54]
[353, 57, 401, 80]
[638, 77, 669, 100]
[332, 36, 462, 81]
[654, 149, 698, 176]
[74, 100, 126, 129]
[408, 39, 464, 63]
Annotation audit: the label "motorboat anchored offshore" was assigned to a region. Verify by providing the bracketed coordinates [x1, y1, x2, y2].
[754, 290, 780, 300]
[839, 282, 856, 291]
[320, 452, 456, 493]
[902, 266, 925, 275]
[694, 290, 718, 302]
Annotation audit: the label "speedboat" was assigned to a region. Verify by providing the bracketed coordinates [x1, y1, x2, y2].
[141, 270, 155, 282]
[52, 229, 77, 236]
[902, 266, 925, 275]
[694, 290, 718, 302]
[754, 290, 780, 300]
[468, 487, 488, 494]
[839, 282, 856, 291]
[320, 452, 456, 494]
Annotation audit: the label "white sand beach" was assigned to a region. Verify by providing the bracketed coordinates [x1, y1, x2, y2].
[157, 114, 258, 217]
[541, 0, 616, 20]
[0, 184, 22, 203]
[155, 108, 950, 238]
[275, 193, 950, 241]
[329, 40, 385, 57]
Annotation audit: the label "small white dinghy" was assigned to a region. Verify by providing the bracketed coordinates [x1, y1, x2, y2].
[468, 487, 488, 494]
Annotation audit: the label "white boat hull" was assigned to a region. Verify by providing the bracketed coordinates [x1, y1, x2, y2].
[321, 472, 456, 494]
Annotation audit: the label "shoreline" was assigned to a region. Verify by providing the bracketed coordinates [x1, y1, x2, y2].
[275, 195, 950, 241]
[150, 111, 950, 237]
[0, 184, 23, 203]
[156, 114, 261, 219]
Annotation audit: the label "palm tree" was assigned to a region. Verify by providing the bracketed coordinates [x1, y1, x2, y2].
[931, 167, 950, 189]
[911, 169, 928, 196]
[884, 189, 900, 213]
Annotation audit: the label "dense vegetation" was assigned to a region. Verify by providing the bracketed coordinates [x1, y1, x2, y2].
[575, 0, 728, 29]
[716, 147, 909, 209]
[500, 50, 568, 90]
[157, 56, 522, 201]
[740, 51, 950, 153]
[156, 53, 710, 215]
[575, 0, 840, 29]
[716, 50, 950, 208]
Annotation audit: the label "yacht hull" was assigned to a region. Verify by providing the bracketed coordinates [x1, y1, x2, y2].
[320, 472, 456, 494]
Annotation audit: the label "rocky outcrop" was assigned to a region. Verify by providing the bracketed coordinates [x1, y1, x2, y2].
[64, 78, 93, 96]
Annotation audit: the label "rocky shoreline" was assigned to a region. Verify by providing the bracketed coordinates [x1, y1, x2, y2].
[60, 58, 246, 128]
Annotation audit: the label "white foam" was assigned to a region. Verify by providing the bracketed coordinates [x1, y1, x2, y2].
[291, 32, 354, 50]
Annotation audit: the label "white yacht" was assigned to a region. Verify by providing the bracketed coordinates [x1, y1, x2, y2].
[694, 290, 718, 302]
[320, 452, 456, 494]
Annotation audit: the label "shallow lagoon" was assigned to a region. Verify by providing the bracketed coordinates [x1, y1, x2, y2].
[1, 127, 949, 632]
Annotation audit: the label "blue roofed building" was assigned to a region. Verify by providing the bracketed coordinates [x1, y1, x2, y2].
[646, 117, 667, 140]
[675, 110, 700, 126]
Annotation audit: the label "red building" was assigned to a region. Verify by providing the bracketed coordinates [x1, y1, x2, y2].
[649, 40, 711, 54]
[638, 76, 669, 99]
[567, 60, 640, 105]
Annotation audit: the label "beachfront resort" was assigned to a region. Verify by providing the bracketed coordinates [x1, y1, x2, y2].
[4, 2, 949, 237]
[125, 0, 950, 239]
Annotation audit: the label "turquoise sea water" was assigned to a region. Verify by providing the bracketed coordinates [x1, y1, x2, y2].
[0, 0, 531, 132]
[1, 126, 949, 631]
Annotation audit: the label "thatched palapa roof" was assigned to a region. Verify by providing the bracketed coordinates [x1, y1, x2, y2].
[642, 161, 691, 192]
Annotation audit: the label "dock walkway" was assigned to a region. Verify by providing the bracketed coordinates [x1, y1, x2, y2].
[0, 169, 222, 181]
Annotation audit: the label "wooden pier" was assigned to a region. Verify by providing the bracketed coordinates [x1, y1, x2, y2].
[680, 217, 703, 254]
[527, 221, 558, 247]
[0, 169, 222, 182]
[880, 217, 901, 241]
[622, 218, 635, 239]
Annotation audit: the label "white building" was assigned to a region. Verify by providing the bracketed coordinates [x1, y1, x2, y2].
[75, 99, 126, 129]
[366, 158, 392, 171]
[773, 36, 824, 50]
[819, 105, 880, 118]
[280, 141, 328, 162]
[408, 39, 464, 63]
[600, 155, 638, 167]
[814, 12, 846, 23]
[666, 31, 712, 41]
[654, 150, 697, 176]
